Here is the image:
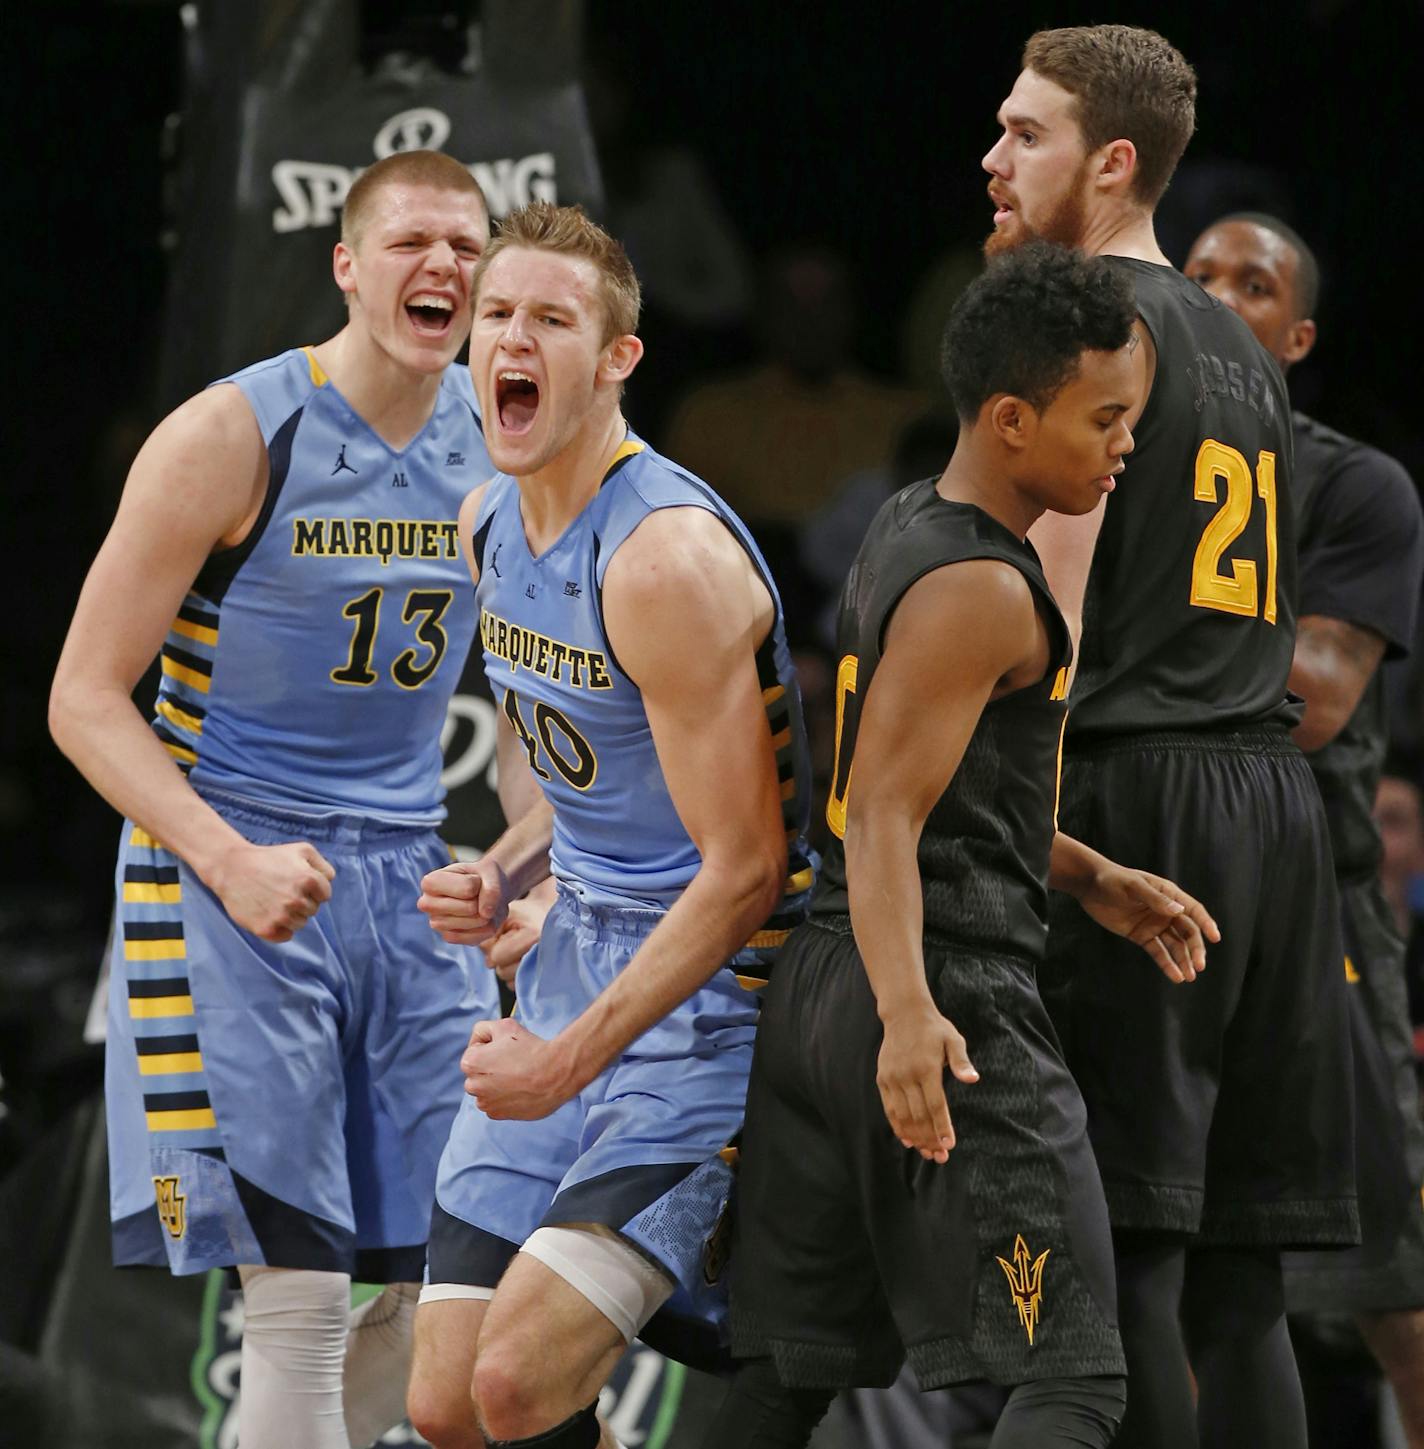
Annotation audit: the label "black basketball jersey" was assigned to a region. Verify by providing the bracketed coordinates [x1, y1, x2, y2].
[813, 480, 1072, 961]
[1070, 259, 1298, 740]
[1293, 411, 1424, 882]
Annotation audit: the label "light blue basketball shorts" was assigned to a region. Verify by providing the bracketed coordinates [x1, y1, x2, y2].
[429, 884, 760, 1363]
[106, 790, 494, 1280]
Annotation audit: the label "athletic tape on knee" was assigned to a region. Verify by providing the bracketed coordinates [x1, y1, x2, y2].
[521, 1225, 673, 1342]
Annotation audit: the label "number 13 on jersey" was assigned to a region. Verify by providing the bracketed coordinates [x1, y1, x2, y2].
[1190, 440, 1278, 623]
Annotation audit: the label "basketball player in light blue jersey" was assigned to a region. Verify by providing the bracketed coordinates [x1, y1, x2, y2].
[404, 204, 815, 1449]
[50, 150, 498, 1449]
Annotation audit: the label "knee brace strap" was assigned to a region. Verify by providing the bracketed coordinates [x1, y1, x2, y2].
[486, 1399, 599, 1449]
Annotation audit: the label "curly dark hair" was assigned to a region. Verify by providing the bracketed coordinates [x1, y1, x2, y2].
[940, 242, 1138, 422]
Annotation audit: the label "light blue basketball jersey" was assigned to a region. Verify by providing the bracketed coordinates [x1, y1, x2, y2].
[148, 347, 490, 824]
[470, 436, 814, 945]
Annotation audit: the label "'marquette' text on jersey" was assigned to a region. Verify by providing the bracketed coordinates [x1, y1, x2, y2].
[291, 516, 461, 564]
[479, 607, 613, 690]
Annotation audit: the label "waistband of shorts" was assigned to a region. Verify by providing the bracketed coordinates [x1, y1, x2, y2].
[1066, 722, 1298, 760]
[196, 787, 442, 850]
[808, 913, 1039, 973]
[553, 882, 665, 941]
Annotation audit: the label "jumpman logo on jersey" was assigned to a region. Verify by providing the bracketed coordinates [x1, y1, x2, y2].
[331, 445, 357, 477]
[490, 543, 503, 578]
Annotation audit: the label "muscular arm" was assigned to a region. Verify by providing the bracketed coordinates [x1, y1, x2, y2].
[48, 387, 333, 940]
[1289, 614, 1388, 754]
[457, 507, 785, 1115]
[844, 560, 1045, 1157]
[1290, 434, 1422, 750]
[546, 507, 785, 1087]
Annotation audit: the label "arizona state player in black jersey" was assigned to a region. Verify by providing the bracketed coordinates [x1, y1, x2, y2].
[705, 246, 1219, 1449]
[983, 26, 1358, 1449]
[1186, 212, 1424, 1448]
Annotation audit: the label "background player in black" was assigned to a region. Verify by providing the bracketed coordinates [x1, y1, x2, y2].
[1186, 212, 1424, 1447]
[707, 245, 1220, 1449]
[983, 26, 1357, 1449]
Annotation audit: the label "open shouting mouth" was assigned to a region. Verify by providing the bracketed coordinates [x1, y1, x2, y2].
[496, 370, 540, 435]
[406, 292, 456, 337]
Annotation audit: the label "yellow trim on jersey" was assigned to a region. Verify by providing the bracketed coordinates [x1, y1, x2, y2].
[603, 437, 646, 475]
[129, 995, 195, 1018]
[785, 867, 814, 895]
[718, 1145, 741, 1167]
[130, 827, 164, 850]
[745, 929, 790, 951]
[1345, 955, 1361, 983]
[161, 656, 212, 694]
[762, 684, 786, 707]
[1053, 712, 1070, 831]
[157, 699, 206, 736]
[123, 882, 182, 905]
[770, 727, 792, 752]
[164, 741, 199, 766]
[304, 346, 328, 387]
[170, 617, 219, 648]
[735, 973, 771, 991]
[125, 940, 187, 962]
[138, 1052, 204, 1076]
[145, 1107, 218, 1132]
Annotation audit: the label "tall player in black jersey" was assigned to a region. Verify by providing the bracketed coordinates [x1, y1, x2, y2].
[1186, 212, 1424, 1446]
[706, 245, 1220, 1449]
[983, 26, 1358, 1449]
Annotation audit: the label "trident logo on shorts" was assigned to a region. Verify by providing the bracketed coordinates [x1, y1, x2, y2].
[996, 1234, 1050, 1344]
[153, 1175, 187, 1240]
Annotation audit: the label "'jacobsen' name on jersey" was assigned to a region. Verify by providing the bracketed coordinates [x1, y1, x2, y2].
[479, 608, 613, 690]
[291, 517, 461, 563]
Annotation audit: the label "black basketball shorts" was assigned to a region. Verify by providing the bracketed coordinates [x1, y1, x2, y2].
[729, 920, 1125, 1391]
[1285, 874, 1424, 1311]
[1041, 728, 1358, 1248]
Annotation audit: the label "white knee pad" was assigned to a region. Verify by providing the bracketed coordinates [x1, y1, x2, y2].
[520, 1224, 675, 1343]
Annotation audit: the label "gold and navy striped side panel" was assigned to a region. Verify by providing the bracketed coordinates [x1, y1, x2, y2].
[154, 595, 216, 775]
[122, 829, 223, 1153]
[741, 638, 816, 972]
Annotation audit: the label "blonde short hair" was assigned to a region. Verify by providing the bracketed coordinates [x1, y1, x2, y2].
[341, 150, 488, 246]
[472, 202, 641, 345]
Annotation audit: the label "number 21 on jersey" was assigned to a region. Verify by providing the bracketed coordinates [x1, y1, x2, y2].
[1190, 440, 1278, 623]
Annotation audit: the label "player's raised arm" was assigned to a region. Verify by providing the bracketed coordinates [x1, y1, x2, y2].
[48, 385, 335, 941]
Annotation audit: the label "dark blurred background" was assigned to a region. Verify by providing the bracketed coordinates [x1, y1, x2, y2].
[3, 0, 1423, 1443]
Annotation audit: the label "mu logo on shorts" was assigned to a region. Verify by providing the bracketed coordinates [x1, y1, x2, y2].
[153, 1175, 187, 1240]
[996, 1234, 1050, 1344]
